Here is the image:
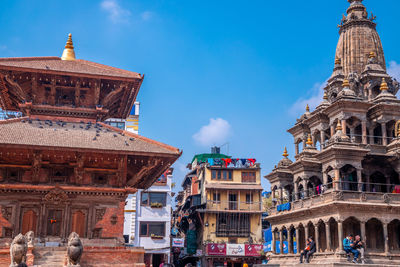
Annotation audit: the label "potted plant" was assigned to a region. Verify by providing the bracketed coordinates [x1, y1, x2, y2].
[150, 234, 164, 239]
[150, 202, 163, 208]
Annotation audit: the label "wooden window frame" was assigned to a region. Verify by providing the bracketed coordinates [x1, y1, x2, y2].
[241, 171, 256, 183]
[139, 222, 166, 237]
[140, 192, 167, 207]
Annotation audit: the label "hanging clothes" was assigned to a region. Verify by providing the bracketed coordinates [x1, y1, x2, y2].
[207, 158, 214, 166]
[247, 158, 256, 166]
[240, 159, 247, 166]
[214, 158, 222, 166]
[222, 158, 232, 167]
[232, 159, 238, 167]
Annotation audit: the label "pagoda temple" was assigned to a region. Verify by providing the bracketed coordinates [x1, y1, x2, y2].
[0, 34, 181, 266]
[266, 0, 400, 265]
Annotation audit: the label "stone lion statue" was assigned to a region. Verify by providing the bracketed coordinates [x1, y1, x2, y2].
[67, 232, 83, 266]
[9, 233, 27, 267]
[24, 231, 34, 247]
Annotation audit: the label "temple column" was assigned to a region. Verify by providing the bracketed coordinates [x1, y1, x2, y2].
[349, 128, 355, 142]
[315, 223, 320, 252]
[288, 229, 293, 254]
[303, 138, 306, 149]
[295, 227, 300, 254]
[362, 121, 367, 144]
[338, 221, 344, 251]
[334, 168, 340, 190]
[360, 221, 366, 245]
[295, 142, 299, 155]
[383, 222, 389, 254]
[294, 182, 299, 201]
[320, 131, 326, 148]
[280, 230, 284, 254]
[369, 127, 374, 144]
[357, 169, 362, 192]
[303, 179, 309, 198]
[382, 122, 387, 146]
[330, 124, 335, 137]
[312, 135, 316, 147]
[342, 120, 347, 136]
[322, 172, 328, 186]
[305, 224, 309, 246]
[326, 222, 331, 251]
[272, 230, 276, 254]
[279, 187, 283, 204]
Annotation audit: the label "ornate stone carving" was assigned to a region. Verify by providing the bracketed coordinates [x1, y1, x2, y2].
[31, 152, 42, 183]
[42, 186, 68, 205]
[74, 153, 85, 184]
[333, 191, 344, 200]
[25, 231, 34, 247]
[383, 193, 391, 204]
[360, 192, 367, 202]
[1, 206, 12, 222]
[10, 233, 28, 267]
[95, 208, 106, 223]
[67, 232, 83, 267]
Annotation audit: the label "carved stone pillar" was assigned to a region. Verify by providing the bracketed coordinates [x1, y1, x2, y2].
[280, 230, 284, 254]
[334, 168, 340, 190]
[357, 169, 362, 192]
[360, 221, 366, 245]
[338, 221, 344, 251]
[320, 131, 326, 147]
[383, 222, 389, 254]
[382, 122, 387, 146]
[279, 187, 284, 204]
[305, 224, 309, 247]
[326, 222, 331, 251]
[315, 223, 320, 252]
[272, 230, 276, 254]
[295, 142, 299, 155]
[295, 227, 300, 254]
[288, 229, 293, 254]
[322, 172, 328, 185]
[294, 182, 299, 201]
[342, 120, 347, 136]
[369, 127, 374, 144]
[330, 125, 335, 137]
[362, 121, 367, 144]
[303, 138, 306, 149]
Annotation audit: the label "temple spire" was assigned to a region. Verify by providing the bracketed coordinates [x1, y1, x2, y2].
[61, 33, 76, 61]
[380, 78, 389, 91]
[282, 147, 289, 158]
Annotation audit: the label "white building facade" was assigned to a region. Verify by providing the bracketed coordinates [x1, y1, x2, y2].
[134, 169, 173, 266]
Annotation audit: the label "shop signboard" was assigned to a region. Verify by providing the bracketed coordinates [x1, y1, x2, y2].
[172, 238, 185, 247]
[244, 244, 263, 256]
[226, 243, 245, 256]
[207, 243, 226, 256]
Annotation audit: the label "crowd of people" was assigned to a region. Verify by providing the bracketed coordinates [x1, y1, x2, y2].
[299, 234, 365, 264]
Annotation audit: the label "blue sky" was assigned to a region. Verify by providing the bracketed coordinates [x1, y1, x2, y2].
[1, 0, 400, 192]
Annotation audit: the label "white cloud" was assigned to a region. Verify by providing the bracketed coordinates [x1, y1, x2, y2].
[289, 81, 326, 117]
[141, 11, 153, 21]
[193, 118, 232, 147]
[100, 0, 131, 24]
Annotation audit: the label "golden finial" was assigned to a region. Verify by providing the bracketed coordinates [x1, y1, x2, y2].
[61, 33, 76, 61]
[369, 51, 376, 59]
[336, 120, 342, 131]
[282, 147, 289, 158]
[342, 79, 350, 88]
[306, 134, 313, 146]
[323, 92, 328, 101]
[335, 57, 341, 65]
[380, 78, 389, 91]
[306, 104, 310, 113]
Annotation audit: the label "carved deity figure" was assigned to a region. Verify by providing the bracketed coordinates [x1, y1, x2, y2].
[9, 233, 28, 267]
[67, 232, 83, 267]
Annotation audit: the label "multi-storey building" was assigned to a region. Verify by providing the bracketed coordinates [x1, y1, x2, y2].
[133, 168, 174, 267]
[176, 148, 264, 267]
[265, 0, 400, 265]
[105, 101, 140, 134]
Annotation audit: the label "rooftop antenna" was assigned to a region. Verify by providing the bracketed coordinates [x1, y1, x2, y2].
[220, 142, 230, 156]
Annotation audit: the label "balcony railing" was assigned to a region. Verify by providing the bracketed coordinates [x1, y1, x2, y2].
[206, 200, 262, 212]
[269, 181, 400, 216]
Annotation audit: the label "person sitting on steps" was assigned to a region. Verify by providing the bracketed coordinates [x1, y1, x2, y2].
[343, 234, 359, 264]
[354, 235, 365, 264]
[299, 236, 316, 264]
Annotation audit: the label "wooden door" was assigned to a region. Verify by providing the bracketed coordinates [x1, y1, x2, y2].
[71, 210, 86, 237]
[47, 209, 63, 236]
[22, 210, 37, 234]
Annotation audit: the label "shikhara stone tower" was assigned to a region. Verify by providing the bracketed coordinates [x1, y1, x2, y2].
[265, 0, 400, 265]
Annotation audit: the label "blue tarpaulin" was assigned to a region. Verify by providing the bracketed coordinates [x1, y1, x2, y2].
[277, 202, 291, 212]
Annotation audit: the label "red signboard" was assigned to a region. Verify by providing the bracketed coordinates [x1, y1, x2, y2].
[244, 244, 263, 257]
[207, 243, 226, 256]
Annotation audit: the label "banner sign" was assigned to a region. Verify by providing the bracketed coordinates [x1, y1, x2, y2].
[172, 238, 184, 247]
[226, 243, 245, 256]
[245, 244, 263, 256]
[207, 243, 226, 256]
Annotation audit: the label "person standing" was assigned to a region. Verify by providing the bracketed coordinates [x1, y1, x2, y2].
[299, 237, 316, 263]
[354, 235, 365, 264]
[343, 234, 359, 263]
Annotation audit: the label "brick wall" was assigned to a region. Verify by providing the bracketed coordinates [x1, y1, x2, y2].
[94, 201, 125, 239]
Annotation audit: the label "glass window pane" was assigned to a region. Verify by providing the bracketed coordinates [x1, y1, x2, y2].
[140, 223, 148, 236]
[149, 223, 165, 236]
[150, 192, 166, 206]
[141, 193, 149, 205]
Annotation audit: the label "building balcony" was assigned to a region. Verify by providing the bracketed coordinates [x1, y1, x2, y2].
[205, 200, 262, 213]
[268, 181, 400, 216]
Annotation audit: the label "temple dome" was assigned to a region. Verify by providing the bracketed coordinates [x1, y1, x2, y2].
[335, 0, 385, 76]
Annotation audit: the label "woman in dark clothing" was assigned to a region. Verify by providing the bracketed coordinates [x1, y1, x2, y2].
[299, 237, 316, 263]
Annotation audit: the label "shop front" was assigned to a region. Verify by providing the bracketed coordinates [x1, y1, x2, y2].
[204, 243, 263, 267]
